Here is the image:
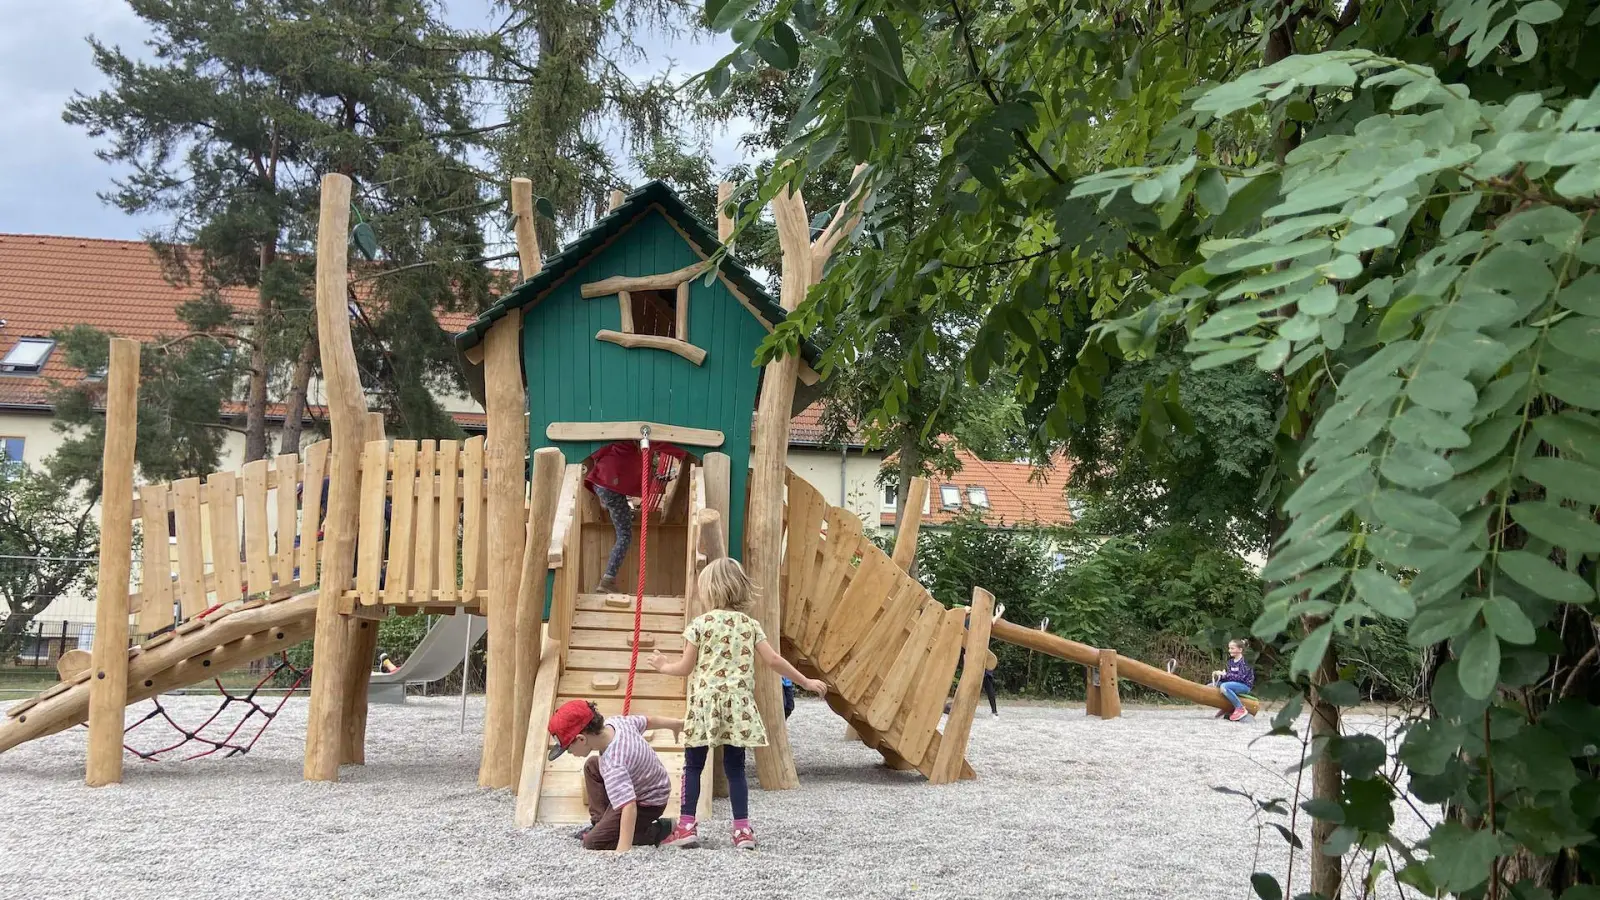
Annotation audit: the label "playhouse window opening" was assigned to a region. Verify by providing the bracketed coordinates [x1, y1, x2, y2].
[630, 289, 677, 339]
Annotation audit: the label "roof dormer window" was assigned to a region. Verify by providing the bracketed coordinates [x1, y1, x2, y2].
[1, 338, 54, 374]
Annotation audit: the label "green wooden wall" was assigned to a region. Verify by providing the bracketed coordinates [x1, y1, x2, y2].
[521, 207, 763, 559]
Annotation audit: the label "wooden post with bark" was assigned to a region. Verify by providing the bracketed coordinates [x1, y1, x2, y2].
[1096, 649, 1122, 719]
[304, 172, 371, 783]
[890, 477, 928, 572]
[747, 164, 870, 790]
[85, 337, 140, 787]
[341, 410, 387, 765]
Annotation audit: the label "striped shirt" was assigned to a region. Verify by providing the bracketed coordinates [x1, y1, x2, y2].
[598, 715, 670, 809]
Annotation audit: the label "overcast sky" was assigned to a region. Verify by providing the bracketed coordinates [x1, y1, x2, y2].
[0, 0, 749, 243]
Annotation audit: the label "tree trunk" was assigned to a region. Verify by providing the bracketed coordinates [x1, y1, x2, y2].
[278, 335, 317, 454]
[1307, 629, 1343, 899]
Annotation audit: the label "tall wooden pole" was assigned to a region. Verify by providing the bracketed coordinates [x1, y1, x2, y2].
[304, 172, 370, 782]
[512, 447, 565, 781]
[85, 338, 140, 787]
[747, 166, 871, 790]
[341, 410, 387, 764]
[716, 182, 734, 243]
[480, 177, 542, 789]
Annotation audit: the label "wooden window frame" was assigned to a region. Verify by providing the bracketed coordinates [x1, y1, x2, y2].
[581, 262, 707, 366]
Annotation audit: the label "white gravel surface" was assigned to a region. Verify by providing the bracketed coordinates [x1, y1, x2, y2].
[0, 695, 1429, 900]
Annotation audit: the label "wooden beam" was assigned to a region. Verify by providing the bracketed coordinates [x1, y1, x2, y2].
[579, 260, 709, 298]
[547, 464, 581, 568]
[304, 172, 369, 783]
[617, 291, 634, 332]
[341, 411, 386, 765]
[86, 337, 139, 788]
[513, 448, 566, 784]
[511, 177, 544, 280]
[716, 182, 734, 243]
[514, 635, 563, 826]
[609, 188, 625, 211]
[1097, 648, 1122, 719]
[675, 280, 690, 344]
[931, 587, 994, 784]
[593, 330, 707, 365]
[545, 421, 724, 448]
[890, 477, 928, 572]
[481, 312, 528, 789]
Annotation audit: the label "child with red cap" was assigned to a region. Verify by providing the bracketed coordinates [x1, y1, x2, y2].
[546, 699, 683, 852]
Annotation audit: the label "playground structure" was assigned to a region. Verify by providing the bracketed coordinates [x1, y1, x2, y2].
[0, 170, 1255, 816]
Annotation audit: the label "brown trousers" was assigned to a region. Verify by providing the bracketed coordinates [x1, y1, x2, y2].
[581, 756, 667, 850]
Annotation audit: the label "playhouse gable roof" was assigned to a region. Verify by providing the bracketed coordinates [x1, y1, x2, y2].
[453, 181, 808, 362]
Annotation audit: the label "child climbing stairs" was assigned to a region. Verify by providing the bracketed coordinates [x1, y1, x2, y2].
[536, 591, 690, 824]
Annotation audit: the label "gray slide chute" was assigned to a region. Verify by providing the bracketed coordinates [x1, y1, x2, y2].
[369, 614, 487, 704]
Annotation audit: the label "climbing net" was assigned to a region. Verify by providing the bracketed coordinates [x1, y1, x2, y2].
[118, 653, 311, 761]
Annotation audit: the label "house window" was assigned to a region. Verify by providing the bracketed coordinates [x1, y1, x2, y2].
[939, 484, 962, 509]
[630, 289, 678, 339]
[0, 437, 23, 463]
[967, 486, 989, 508]
[882, 482, 897, 510]
[1, 338, 54, 374]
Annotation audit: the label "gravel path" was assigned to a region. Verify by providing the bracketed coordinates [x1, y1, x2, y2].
[0, 695, 1429, 899]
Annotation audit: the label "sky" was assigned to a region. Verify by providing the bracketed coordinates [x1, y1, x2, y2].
[0, 0, 750, 243]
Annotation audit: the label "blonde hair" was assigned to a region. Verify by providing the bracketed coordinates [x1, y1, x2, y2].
[698, 558, 755, 613]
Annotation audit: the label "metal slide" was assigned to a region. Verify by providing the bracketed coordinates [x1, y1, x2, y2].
[368, 613, 487, 703]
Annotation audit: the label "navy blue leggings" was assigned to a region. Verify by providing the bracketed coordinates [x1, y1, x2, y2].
[681, 745, 748, 820]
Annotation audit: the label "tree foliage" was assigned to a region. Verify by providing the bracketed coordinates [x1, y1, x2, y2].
[0, 463, 98, 656]
[706, 0, 1600, 893]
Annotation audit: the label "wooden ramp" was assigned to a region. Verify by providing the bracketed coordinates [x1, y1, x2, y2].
[776, 471, 979, 783]
[0, 592, 318, 754]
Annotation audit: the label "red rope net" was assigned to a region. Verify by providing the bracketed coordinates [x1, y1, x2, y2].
[116, 652, 310, 762]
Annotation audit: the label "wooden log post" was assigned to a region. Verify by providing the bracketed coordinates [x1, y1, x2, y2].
[609, 188, 625, 211]
[85, 337, 140, 787]
[716, 181, 734, 243]
[512, 448, 566, 782]
[341, 410, 387, 765]
[931, 587, 995, 784]
[480, 176, 543, 789]
[1097, 648, 1122, 719]
[890, 476, 928, 572]
[481, 311, 528, 789]
[1085, 665, 1103, 718]
[702, 452, 733, 798]
[747, 166, 870, 791]
[304, 172, 372, 783]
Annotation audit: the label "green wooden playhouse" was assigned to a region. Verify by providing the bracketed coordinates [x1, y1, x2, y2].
[454, 181, 821, 558]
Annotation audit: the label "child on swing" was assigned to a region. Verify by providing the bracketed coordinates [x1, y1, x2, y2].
[647, 558, 826, 850]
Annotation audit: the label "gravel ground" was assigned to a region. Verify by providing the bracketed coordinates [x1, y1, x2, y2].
[0, 695, 1430, 900]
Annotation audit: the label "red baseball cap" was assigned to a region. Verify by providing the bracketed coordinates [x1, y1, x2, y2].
[547, 700, 600, 760]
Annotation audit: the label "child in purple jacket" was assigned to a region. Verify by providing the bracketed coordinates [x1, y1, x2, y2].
[1211, 640, 1255, 722]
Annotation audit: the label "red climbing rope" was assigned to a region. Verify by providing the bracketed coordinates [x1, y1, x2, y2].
[622, 440, 654, 715]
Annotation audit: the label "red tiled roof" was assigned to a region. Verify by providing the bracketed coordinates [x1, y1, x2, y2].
[882, 450, 1074, 529]
[0, 234, 476, 410]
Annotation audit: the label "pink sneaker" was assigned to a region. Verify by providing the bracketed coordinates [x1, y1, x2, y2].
[662, 822, 699, 849]
[732, 825, 757, 850]
[1228, 707, 1248, 722]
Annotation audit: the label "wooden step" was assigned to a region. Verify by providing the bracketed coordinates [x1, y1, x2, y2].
[557, 695, 686, 718]
[576, 593, 685, 615]
[572, 609, 684, 634]
[568, 629, 684, 653]
[560, 670, 685, 701]
[568, 648, 687, 672]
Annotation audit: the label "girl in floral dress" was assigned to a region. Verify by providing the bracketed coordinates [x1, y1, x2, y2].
[648, 558, 826, 850]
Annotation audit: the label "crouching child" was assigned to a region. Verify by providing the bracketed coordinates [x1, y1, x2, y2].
[546, 699, 682, 852]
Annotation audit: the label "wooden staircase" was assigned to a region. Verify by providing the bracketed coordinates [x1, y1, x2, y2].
[536, 591, 691, 823]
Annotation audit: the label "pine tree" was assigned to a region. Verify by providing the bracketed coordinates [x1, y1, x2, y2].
[63, 0, 501, 462]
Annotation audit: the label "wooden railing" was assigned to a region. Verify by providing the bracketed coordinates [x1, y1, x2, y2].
[128, 440, 330, 637]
